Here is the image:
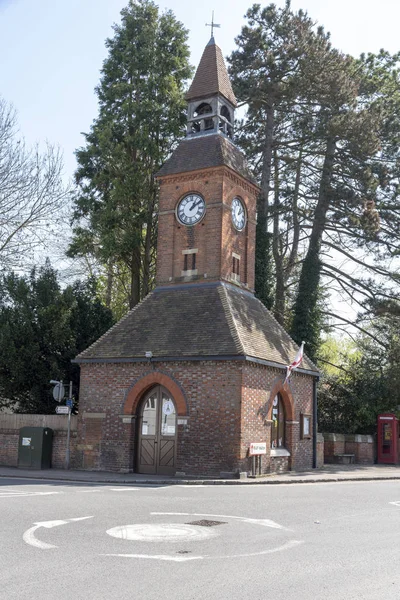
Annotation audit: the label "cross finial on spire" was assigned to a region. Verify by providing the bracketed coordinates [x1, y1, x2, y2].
[205, 11, 220, 38]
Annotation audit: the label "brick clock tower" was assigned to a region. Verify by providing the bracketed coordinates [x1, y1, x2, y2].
[156, 36, 257, 293]
[74, 38, 319, 477]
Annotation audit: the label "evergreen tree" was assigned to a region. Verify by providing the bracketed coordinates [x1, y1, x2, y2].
[229, 2, 316, 320]
[0, 262, 113, 413]
[229, 2, 400, 358]
[68, 0, 192, 310]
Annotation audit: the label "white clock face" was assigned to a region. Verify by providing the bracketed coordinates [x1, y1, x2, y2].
[231, 197, 246, 231]
[176, 193, 206, 226]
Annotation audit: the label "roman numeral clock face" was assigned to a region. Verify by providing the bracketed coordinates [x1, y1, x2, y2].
[176, 193, 206, 226]
[231, 197, 246, 231]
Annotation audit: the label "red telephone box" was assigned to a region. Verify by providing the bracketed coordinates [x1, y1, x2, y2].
[377, 414, 399, 464]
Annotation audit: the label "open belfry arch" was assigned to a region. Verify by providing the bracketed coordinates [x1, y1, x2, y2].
[73, 35, 319, 477]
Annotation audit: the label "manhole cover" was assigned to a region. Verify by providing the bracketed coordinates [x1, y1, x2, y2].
[186, 520, 227, 527]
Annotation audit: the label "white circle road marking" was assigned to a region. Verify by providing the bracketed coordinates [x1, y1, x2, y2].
[151, 512, 287, 530]
[103, 540, 303, 562]
[106, 523, 219, 543]
[102, 512, 300, 562]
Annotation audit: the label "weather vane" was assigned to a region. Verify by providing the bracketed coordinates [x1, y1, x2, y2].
[205, 11, 220, 38]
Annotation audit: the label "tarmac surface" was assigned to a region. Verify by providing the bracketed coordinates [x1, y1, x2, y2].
[1, 463, 400, 485]
[2, 465, 400, 599]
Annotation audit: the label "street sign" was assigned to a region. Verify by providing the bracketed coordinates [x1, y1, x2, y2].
[249, 442, 267, 456]
[56, 406, 69, 415]
[66, 399, 73, 408]
[53, 383, 65, 403]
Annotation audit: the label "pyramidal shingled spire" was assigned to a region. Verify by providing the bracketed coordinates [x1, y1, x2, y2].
[185, 38, 237, 107]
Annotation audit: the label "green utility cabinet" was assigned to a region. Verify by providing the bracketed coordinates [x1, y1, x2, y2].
[18, 427, 53, 469]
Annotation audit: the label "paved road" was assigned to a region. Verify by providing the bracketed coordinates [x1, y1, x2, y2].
[1, 477, 400, 600]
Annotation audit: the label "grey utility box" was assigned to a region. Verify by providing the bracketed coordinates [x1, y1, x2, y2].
[18, 427, 53, 469]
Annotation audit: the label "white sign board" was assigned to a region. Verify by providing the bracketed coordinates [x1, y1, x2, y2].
[56, 406, 69, 415]
[249, 442, 267, 456]
[22, 437, 31, 446]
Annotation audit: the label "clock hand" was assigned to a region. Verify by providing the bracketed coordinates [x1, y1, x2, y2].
[189, 199, 201, 212]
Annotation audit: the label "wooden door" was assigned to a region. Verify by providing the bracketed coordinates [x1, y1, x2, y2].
[137, 386, 177, 475]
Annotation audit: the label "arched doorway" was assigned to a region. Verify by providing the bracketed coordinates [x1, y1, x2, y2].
[136, 385, 177, 475]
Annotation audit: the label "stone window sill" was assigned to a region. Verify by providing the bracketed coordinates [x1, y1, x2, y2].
[270, 448, 290, 457]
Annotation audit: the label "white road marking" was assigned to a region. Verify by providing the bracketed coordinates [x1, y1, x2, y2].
[103, 553, 204, 562]
[76, 489, 102, 493]
[389, 501, 400, 507]
[151, 512, 285, 530]
[106, 523, 219, 542]
[102, 511, 296, 562]
[108, 488, 141, 492]
[23, 516, 94, 550]
[0, 491, 60, 498]
[102, 540, 303, 562]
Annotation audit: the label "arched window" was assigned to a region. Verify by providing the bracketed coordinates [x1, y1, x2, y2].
[194, 102, 212, 116]
[194, 102, 214, 131]
[271, 394, 285, 449]
[219, 105, 233, 137]
[220, 105, 231, 122]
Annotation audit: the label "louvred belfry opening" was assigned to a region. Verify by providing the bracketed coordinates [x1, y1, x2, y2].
[185, 37, 237, 139]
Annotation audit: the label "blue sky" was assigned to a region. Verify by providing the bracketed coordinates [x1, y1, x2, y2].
[1, 0, 400, 180]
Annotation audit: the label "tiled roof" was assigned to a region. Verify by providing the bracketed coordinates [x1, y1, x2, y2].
[75, 282, 318, 375]
[185, 37, 237, 107]
[156, 134, 257, 185]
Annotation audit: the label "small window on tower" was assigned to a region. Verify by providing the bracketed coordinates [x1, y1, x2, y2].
[232, 254, 240, 282]
[182, 249, 198, 277]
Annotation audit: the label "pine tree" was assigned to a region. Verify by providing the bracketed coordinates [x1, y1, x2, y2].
[0, 262, 113, 413]
[229, 2, 400, 358]
[68, 0, 192, 310]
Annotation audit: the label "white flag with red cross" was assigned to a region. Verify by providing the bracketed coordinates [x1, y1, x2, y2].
[284, 341, 305, 383]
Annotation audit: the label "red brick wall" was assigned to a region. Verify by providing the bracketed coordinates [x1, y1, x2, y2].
[0, 428, 77, 469]
[240, 364, 314, 473]
[0, 430, 19, 466]
[322, 433, 374, 464]
[156, 167, 258, 291]
[77, 360, 315, 476]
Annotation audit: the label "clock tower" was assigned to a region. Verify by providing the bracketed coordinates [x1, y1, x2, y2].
[74, 37, 319, 478]
[156, 37, 258, 291]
